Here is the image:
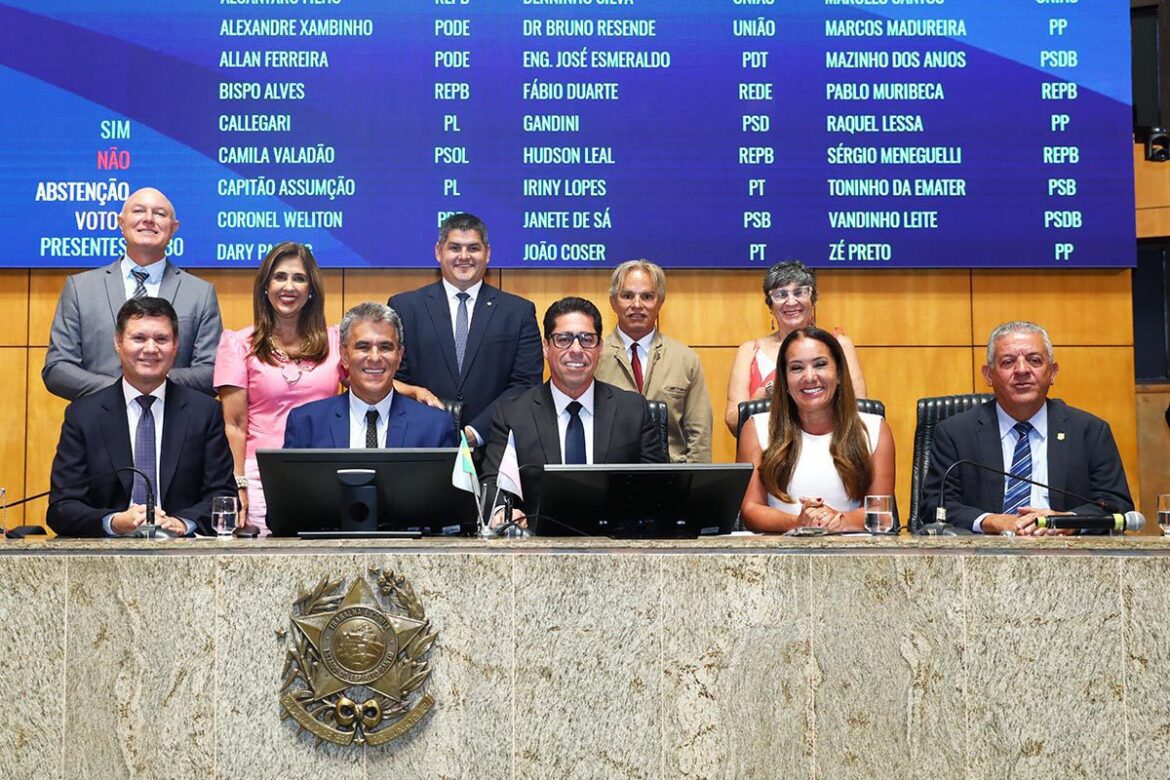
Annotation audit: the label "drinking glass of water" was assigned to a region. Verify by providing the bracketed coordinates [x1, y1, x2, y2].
[212, 496, 238, 536]
[1158, 494, 1170, 536]
[865, 495, 895, 534]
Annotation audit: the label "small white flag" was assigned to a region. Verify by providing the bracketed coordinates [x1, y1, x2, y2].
[497, 430, 524, 501]
[451, 430, 480, 502]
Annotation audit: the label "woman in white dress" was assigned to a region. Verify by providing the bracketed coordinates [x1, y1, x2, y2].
[737, 327, 894, 533]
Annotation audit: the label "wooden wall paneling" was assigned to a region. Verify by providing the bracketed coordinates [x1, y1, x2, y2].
[27, 270, 71, 348]
[970, 270, 1133, 346]
[816, 270, 972, 346]
[658, 270, 768, 348]
[857, 346, 976, 519]
[968, 346, 1141, 523]
[1135, 386, 1170, 521]
[198, 269, 256, 332]
[0, 349, 28, 527]
[0, 271, 29, 347]
[1136, 207, 1170, 239]
[693, 347, 739, 464]
[344, 269, 442, 312]
[1134, 145, 1170, 212]
[23, 349, 66, 532]
[502, 270, 612, 332]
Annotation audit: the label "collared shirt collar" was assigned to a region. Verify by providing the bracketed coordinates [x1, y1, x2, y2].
[615, 327, 656, 357]
[122, 377, 167, 409]
[994, 401, 1048, 443]
[549, 380, 596, 418]
[120, 255, 167, 286]
[441, 278, 483, 304]
[349, 388, 395, 426]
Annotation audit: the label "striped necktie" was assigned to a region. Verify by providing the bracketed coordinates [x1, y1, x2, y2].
[131, 270, 149, 298]
[1002, 421, 1034, 514]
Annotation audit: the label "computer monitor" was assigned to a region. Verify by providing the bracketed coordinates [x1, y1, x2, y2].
[257, 448, 479, 537]
[531, 463, 753, 538]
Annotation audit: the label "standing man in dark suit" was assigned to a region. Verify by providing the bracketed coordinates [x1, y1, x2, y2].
[921, 321, 1133, 534]
[283, 303, 456, 449]
[388, 212, 542, 449]
[480, 297, 666, 516]
[47, 298, 236, 537]
[43, 186, 222, 400]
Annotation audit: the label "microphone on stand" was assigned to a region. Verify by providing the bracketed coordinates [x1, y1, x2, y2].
[36, 466, 161, 538]
[921, 458, 1124, 536]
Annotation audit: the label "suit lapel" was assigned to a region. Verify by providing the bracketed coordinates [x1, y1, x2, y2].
[1045, 399, 1069, 504]
[158, 385, 187, 502]
[385, 394, 408, 448]
[98, 383, 135, 496]
[974, 403, 1004, 507]
[330, 393, 351, 447]
[645, 331, 664, 391]
[532, 384, 563, 463]
[103, 261, 127, 323]
[423, 283, 461, 384]
[605, 331, 635, 390]
[460, 285, 499, 380]
[158, 261, 180, 302]
[592, 382, 616, 463]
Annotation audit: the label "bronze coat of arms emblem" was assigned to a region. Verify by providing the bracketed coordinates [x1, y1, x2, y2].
[280, 567, 436, 746]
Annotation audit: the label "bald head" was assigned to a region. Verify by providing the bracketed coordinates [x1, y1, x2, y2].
[118, 187, 179, 265]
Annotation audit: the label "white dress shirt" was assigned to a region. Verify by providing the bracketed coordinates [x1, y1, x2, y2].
[120, 255, 165, 299]
[972, 403, 1050, 533]
[548, 381, 596, 464]
[348, 391, 395, 448]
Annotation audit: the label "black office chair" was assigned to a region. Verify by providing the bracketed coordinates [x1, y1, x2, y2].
[735, 397, 886, 437]
[442, 400, 464, 443]
[646, 400, 669, 460]
[909, 393, 993, 531]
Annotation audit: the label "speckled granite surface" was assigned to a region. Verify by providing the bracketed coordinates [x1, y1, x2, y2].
[3, 535, 1169, 778]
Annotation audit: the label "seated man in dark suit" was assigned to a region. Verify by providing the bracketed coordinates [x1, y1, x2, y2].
[284, 303, 456, 449]
[921, 320, 1133, 535]
[47, 297, 236, 537]
[480, 296, 666, 517]
[388, 212, 542, 449]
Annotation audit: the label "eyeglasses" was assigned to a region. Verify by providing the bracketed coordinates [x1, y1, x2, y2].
[768, 286, 813, 303]
[548, 332, 600, 349]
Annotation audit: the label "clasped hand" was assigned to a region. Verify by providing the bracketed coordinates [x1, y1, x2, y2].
[797, 497, 845, 531]
[110, 504, 188, 536]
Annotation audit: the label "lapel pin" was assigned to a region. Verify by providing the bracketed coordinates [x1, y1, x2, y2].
[1056, 432, 1065, 441]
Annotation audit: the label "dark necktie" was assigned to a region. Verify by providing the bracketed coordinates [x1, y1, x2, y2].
[132, 395, 156, 504]
[630, 343, 644, 393]
[131, 270, 149, 299]
[564, 401, 586, 464]
[365, 408, 379, 449]
[1002, 421, 1034, 514]
[454, 292, 470, 372]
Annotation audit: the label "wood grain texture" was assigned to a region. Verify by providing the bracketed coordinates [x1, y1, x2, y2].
[27, 269, 70, 348]
[1134, 143, 1170, 212]
[693, 346, 739, 463]
[971, 269, 1133, 346]
[817, 269, 972, 346]
[1135, 387, 1170, 523]
[0, 349, 28, 526]
[24, 348, 67, 533]
[0, 271, 29, 346]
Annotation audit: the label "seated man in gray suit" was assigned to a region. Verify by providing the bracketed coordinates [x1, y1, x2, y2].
[43, 186, 222, 400]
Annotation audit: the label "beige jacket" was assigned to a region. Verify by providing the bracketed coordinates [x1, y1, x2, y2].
[595, 329, 713, 463]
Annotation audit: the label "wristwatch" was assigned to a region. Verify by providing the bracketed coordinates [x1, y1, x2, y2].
[235, 474, 249, 489]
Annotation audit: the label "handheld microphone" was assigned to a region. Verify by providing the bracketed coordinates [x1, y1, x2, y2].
[1036, 512, 1144, 532]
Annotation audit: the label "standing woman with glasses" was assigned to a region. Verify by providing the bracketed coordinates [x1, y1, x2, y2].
[724, 260, 867, 435]
[213, 242, 343, 534]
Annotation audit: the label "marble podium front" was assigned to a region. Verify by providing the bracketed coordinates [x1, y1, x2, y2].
[1, 535, 1167, 779]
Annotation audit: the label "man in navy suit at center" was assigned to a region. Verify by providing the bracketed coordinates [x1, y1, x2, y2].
[388, 212, 543, 449]
[284, 303, 456, 449]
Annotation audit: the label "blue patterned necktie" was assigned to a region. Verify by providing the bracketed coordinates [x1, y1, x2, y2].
[1002, 421, 1034, 514]
[131, 269, 149, 299]
[365, 409, 379, 449]
[454, 292, 470, 372]
[132, 395, 156, 505]
[564, 401, 586, 464]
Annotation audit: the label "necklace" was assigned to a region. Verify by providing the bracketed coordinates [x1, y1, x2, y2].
[270, 340, 309, 387]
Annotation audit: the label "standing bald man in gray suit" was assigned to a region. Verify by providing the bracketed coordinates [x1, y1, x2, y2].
[42, 187, 222, 400]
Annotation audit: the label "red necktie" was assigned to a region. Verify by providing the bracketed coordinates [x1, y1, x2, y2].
[631, 343, 644, 393]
